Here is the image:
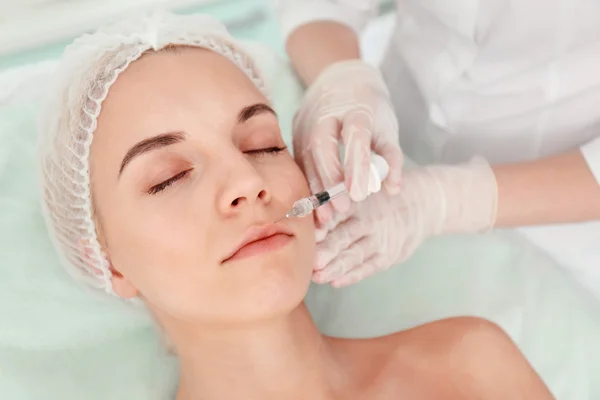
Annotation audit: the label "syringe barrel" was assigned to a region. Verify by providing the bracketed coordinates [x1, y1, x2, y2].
[325, 182, 347, 200]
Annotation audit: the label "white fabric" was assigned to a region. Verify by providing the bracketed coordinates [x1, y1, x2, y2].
[581, 137, 600, 186]
[277, 0, 600, 301]
[36, 11, 269, 297]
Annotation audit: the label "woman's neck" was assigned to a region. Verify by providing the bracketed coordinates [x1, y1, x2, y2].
[172, 303, 345, 400]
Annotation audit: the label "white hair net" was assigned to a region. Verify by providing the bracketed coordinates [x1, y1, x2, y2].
[37, 11, 269, 297]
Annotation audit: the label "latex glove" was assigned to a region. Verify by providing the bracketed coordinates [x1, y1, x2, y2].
[293, 60, 403, 225]
[312, 158, 498, 287]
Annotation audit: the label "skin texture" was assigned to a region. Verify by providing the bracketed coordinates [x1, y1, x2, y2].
[91, 47, 315, 324]
[87, 47, 553, 400]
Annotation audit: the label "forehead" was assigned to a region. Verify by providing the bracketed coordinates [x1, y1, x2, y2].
[95, 47, 267, 139]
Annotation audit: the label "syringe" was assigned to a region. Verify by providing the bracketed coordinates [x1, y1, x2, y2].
[282, 154, 390, 219]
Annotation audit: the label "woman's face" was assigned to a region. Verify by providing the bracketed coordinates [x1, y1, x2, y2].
[89, 47, 315, 324]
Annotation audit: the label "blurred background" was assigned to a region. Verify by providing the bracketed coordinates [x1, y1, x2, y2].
[0, 0, 395, 69]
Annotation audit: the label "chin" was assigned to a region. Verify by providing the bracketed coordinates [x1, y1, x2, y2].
[149, 242, 315, 324]
[241, 260, 313, 319]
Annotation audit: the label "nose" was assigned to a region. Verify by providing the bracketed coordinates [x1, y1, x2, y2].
[217, 156, 272, 216]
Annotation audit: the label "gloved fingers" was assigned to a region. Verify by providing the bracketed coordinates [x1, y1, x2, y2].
[292, 108, 322, 195]
[371, 100, 402, 195]
[313, 217, 371, 270]
[295, 141, 335, 231]
[313, 206, 352, 244]
[311, 117, 350, 222]
[296, 161, 324, 229]
[341, 110, 373, 202]
[293, 137, 318, 194]
[372, 136, 404, 196]
[313, 197, 358, 245]
[324, 201, 357, 231]
[314, 226, 328, 243]
[313, 235, 379, 283]
[329, 255, 384, 288]
[304, 162, 331, 229]
[314, 231, 363, 273]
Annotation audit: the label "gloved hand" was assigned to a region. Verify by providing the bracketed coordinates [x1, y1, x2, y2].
[312, 158, 498, 287]
[293, 59, 404, 225]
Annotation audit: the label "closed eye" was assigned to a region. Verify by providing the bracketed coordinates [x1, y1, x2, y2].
[245, 146, 287, 156]
[147, 147, 286, 195]
[148, 169, 192, 195]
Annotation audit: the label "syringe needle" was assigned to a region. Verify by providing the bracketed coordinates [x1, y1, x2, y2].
[277, 153, 390, 222]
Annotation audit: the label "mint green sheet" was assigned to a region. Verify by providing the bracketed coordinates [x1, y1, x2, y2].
[1, 12, 599, 400]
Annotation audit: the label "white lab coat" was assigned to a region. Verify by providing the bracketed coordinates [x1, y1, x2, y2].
[275, 0, 600, 301]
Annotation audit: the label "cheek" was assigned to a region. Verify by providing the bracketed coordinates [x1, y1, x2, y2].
[265, 158, 315, 247]
[267, 159, 311, 204]
[271, 164, 316, 262]
[100, 192, 212, 282]
[103, 197, 230, 315]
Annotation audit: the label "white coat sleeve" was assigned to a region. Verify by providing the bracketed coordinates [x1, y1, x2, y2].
[581, 137, 600, 185]
[271, 0, 379, 42]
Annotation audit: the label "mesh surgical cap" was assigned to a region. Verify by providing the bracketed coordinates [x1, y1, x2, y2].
[37, 11, 269, 297]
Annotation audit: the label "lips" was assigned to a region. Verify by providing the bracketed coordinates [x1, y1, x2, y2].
[222, 223, 294, 263]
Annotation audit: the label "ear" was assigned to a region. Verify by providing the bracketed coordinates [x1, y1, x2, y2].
[109, 263, 139, 299]
[78, 238, 139, 299]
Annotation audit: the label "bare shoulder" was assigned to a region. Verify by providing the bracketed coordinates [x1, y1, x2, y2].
[328, 317, 554, 399]
[385, 317, 555, 400]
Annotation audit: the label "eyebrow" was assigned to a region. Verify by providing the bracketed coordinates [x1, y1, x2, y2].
[237, 103, 277, 123]
[118, 103, 277, 177]
[119, 131, 186, 177]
